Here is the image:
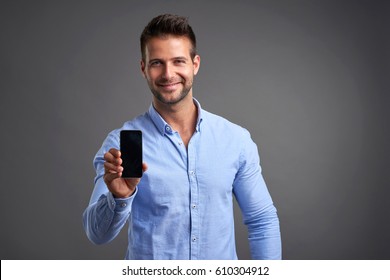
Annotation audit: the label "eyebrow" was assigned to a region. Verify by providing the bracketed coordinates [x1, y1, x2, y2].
[172, 56, 188, 61]
[149, 56, 189, 63]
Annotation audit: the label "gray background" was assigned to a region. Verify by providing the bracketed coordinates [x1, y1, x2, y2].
[1, 0, 389, 260]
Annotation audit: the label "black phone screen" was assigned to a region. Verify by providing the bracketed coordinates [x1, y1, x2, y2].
[120, 130, 143, 178]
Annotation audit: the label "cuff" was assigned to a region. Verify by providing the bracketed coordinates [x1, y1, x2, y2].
[106, 188, 138, 213]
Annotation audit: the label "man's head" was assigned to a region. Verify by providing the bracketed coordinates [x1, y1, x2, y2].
[140, 14, 200, 106]
[140, 14, 197, 62]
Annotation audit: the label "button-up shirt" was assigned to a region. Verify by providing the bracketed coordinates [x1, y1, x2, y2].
[83, 99, 281, 259]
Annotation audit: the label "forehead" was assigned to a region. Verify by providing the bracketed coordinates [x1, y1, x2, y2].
[144, 35, 192, 59]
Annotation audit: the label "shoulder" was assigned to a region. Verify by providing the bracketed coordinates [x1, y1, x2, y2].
[201, 109, 251, 139]
[200, 109, 259, 164]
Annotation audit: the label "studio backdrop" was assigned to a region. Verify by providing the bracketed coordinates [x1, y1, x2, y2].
[0, 0, 389, 259]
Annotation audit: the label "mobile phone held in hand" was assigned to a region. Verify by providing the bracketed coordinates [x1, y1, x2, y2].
[120, 130, 143, 178]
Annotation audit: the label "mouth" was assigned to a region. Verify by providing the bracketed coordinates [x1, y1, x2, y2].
[157, 82, 181, 91]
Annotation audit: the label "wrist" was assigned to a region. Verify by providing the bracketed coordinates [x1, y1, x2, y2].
[112, 187, 136, 199]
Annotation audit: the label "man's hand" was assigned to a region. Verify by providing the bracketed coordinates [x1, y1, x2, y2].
[103, 148, 148, 198]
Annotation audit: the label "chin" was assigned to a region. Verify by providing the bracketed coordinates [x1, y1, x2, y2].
[153, 89, 190, 105]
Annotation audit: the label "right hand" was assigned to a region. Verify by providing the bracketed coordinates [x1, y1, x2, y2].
[103, 148, 148, 198]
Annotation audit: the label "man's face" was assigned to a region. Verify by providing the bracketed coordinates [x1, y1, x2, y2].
[141, 36, 200, 105]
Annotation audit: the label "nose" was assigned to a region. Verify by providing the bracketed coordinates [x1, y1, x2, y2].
[162, 63, 173, 80]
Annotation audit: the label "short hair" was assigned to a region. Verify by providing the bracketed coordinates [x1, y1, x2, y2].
[140, 14, 197, 62]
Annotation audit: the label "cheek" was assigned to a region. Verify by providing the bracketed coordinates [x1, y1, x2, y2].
[146, 70, 160, 81]
[180, 69, 195, 80]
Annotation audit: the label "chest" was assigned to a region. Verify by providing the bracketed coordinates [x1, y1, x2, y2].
[136, 129, 241, 206]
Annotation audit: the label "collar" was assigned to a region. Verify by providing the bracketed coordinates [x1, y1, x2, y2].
[148, 98, 204, 136]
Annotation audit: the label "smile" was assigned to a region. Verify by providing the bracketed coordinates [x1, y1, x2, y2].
[158, 82, 181, 89]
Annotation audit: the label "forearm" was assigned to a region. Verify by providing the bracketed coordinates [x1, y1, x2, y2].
[83, 192, 132, 245]
[246, 204, 282, 260]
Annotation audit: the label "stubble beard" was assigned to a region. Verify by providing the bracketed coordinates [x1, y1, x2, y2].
[149, 78, 194, 105]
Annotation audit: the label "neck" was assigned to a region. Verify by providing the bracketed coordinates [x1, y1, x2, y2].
[153, 94, 198, 146]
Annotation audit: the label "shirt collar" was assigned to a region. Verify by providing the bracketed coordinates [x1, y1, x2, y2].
[148, 98, 203, 136]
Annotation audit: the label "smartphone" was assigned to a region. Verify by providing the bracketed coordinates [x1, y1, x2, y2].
[120, 130, 143, 178]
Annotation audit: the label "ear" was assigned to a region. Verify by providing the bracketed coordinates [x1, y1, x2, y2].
[140, 60, 146, 78]
[193, 55, 200, 76]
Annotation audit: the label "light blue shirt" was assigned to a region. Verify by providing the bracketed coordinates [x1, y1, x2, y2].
[83, 99, 281, 259]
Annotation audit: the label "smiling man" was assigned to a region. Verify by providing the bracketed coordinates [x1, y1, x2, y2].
[83, 14, 282, 260]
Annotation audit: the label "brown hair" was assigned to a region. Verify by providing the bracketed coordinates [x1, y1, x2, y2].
[140, 14, 197, 62]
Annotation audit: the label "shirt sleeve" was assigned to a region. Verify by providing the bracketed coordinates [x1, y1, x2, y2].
[233, 129, 282, 260]
[82, 131, 136, 245]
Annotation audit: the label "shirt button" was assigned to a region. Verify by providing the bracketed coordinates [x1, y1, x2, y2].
[120, 202, 127, 207]
[165, 125, 172, 133]
[192, 237, 197, 242]
[192, 204, 196, 209]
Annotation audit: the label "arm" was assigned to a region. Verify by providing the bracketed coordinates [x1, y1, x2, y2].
[82, 133, 147, 244]
[82, 176, 136, 245]
[233, 130, 282, 260]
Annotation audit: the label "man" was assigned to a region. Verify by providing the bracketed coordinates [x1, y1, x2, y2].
[83, 14, 282, 260]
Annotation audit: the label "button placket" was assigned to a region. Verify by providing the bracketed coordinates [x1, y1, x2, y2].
[187, 133, 200, 259]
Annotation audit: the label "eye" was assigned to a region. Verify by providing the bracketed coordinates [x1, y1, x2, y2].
[150, 60, 162, 67]
[174, 59, 186, 65]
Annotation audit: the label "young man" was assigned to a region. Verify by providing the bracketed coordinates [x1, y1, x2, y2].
[83, 14, 282, 260]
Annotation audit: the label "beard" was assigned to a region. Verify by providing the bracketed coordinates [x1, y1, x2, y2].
[148, 77, 194, 105]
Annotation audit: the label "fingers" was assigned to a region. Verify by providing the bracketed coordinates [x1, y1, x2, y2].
[103, 148, 123, 184]
[102, 148, 148, 198]
[104, 148, 121, 162]
[104, 148, 148, 182]
[104, 161, 123, 174]
[104, 148, 121, 164]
